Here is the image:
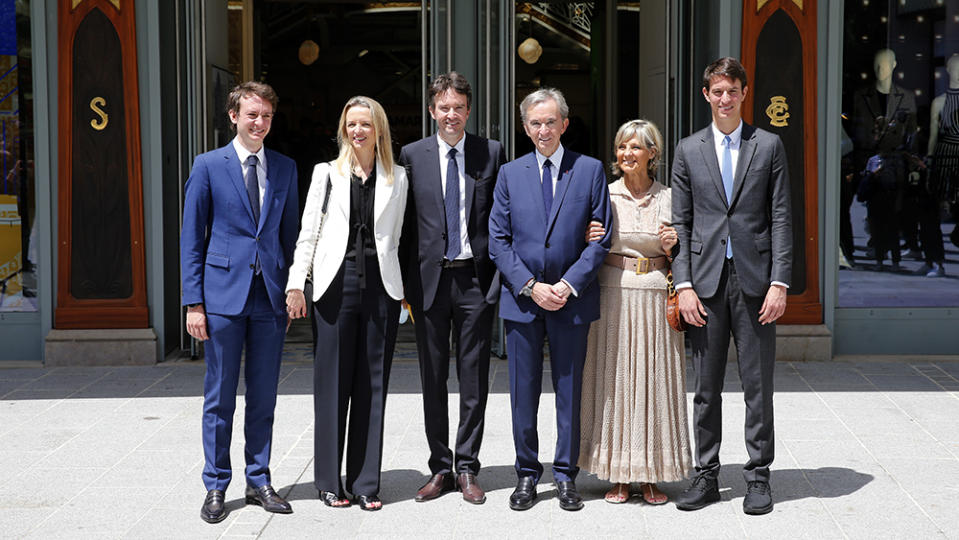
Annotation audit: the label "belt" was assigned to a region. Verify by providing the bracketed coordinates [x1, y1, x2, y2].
[604, 253, 669, 274]
[442, 258, 473, 269]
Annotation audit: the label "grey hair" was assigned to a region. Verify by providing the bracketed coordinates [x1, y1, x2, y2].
[610, 119, 664, 179]
[519, 87, 569, 124]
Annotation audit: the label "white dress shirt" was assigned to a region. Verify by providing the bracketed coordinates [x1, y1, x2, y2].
[437, 134, 473, 260]
[233, 137, 267, 211]
[534, 144, 565, 196]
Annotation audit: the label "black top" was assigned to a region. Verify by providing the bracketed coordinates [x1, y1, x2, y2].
[345, 166, 378, 287]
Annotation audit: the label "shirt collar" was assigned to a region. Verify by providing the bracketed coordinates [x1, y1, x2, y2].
[711, 120, 743, 148]
[436, 133, 466, 157]
[232, 137, 267, 169]
[534, 144, 564, 171]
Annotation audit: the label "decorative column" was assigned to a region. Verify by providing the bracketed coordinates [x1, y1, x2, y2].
[54, 0, 148, 329]
[742, 0, 823, 325]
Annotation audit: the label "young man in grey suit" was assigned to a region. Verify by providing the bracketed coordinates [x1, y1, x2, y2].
[398, 72, 506, 505]
[671, 57, 792, 515]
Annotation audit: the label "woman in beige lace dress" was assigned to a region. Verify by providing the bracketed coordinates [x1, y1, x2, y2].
[579, 119, 692, 504]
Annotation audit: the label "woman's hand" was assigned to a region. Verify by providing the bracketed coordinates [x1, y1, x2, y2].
[286, 289, 307, 319]
[585, 220, 606, 242]
[658, 224, 678, 252]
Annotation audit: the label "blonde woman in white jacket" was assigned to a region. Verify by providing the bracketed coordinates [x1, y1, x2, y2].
[286, 96, 407, 512]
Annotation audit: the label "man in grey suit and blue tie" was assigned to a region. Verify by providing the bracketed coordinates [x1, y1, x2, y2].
[671, 58, 792, 515]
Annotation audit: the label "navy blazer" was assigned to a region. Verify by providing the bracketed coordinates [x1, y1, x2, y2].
[488, 149, 612, 325]
[180, 143, 299, 316]
[398, 133, 506, 311]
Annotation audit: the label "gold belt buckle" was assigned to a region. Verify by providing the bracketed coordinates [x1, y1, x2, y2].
[635, 257, 650, 275]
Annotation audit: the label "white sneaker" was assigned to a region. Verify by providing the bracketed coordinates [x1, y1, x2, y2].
[926, 263, 945, 278]
[915, 263, 933, 276]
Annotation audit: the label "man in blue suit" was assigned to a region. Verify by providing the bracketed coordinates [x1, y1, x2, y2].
[181, 81, 299, 523]
[489, 88, 612, 511]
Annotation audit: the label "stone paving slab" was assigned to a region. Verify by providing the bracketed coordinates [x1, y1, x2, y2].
[0, 356, 957, 539]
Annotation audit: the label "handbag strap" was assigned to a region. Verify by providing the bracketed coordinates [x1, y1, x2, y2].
[306, 163, 333, 280]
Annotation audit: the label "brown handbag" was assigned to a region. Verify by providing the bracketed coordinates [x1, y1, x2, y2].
[665, 263, 686, 333]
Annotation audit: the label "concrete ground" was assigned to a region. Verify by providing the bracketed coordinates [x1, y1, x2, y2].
[1, 347, 959, 539]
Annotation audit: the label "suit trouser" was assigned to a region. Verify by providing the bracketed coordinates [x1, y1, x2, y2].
[202, 274, 285, 491]
[505, 317, 589, 484]
[313, 256, 400, 497]
[688, 259, 776, 483]
[412, 265, 493, 476]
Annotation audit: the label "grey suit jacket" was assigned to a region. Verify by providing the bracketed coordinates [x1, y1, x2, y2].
[670, 122, 792, 299]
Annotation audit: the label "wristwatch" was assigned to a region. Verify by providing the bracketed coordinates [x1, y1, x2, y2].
[520, 280, 536, 297]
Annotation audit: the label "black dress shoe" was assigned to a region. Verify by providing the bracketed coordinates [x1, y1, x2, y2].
[245, 484, 293, 514]
[200, 489, 226, 523]
[556, 480, 583, 511]
[675, 475, 720, 511]
[508, 476, 537, 511]
[743, 481, 773, 515]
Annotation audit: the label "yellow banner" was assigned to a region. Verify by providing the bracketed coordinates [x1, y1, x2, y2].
[0, 194, 22, 301]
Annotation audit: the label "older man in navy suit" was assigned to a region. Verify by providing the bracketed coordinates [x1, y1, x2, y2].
[181, 81, 299, 523]
[489, 87, 612, 511]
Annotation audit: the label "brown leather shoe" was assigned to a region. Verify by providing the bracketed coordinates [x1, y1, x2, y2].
[415, 472, 455, 502]
[458, 473, 486, 504]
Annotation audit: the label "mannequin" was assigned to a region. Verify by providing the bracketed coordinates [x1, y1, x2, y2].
[927, 54, 959, 260]
[850, 49, 918, 270]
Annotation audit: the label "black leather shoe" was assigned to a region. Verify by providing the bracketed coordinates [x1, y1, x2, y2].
[508, 476, 537, 511]
[675, 475, 720, 511]
[556, 480, 583, 511]
[200, 489, 226, 523]
[245, 484, 293, 514]
[743, 481, 773, 515]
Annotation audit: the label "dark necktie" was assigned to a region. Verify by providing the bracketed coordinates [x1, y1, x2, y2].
[444, 148, 461, 261]
[721, 136, 733, 259]
[245, 154, 261, 273]
[542, 159, 553, 216]
[245, 154, 260, 226]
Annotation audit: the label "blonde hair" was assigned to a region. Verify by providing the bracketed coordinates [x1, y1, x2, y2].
[334, 96, 395, 184]
[611, 119, 663, 179]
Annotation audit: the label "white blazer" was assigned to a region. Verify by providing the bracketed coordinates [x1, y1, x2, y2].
[286, 160, 408, 301]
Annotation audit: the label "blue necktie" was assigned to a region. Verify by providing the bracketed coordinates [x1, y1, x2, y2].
[721, 135, 733, 259]
[244, 154, 262, 273]
[542, 159, 553, 216]
[444, 148, 461, 261]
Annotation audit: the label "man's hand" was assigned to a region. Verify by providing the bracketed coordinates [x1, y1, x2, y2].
[531, 282, 567, 311]
[678, 288, 707, 327]
[287, 289, 307, 319]
[585, 220, 605, 242]
[186, 304, 210, 341]
[758, 284, 787, 325]
[550, 281, 571, 300]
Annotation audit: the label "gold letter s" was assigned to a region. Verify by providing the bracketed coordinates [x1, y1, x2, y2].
[90, 97, 108, 131]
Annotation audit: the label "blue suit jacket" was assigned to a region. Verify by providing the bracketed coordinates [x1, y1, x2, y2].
[488, 149, 612, 325]
[180, 143, 299, 316]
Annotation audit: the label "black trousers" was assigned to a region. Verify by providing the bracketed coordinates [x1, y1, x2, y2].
[918, 191, 945, 264]
[411, 265, 494, 475]
[313, 256, 400, 497]
[688, 259, 776, 483]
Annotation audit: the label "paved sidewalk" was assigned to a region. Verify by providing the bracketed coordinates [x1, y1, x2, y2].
[1, 349, 958, 539]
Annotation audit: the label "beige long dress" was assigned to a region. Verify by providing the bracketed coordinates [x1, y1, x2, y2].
[579, 179, 692, 483]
